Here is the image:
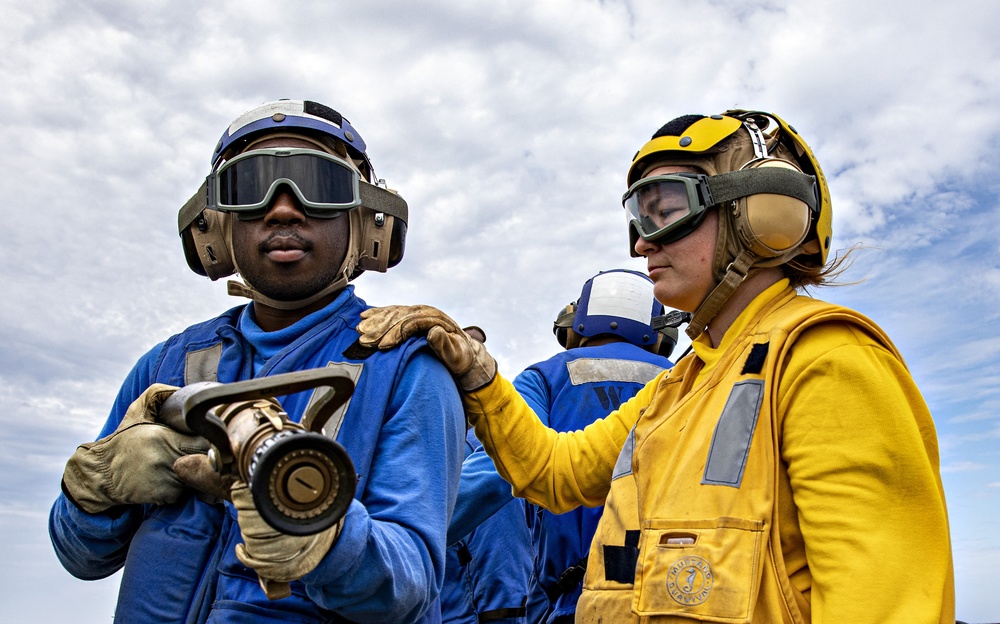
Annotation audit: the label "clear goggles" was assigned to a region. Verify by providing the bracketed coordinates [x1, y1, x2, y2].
[622, 173, 715, 245]
[207, 148, 362, 220]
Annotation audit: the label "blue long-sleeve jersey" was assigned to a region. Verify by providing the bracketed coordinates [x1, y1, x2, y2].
[49, 286, 466, 624]
[440, 429, 532, 623]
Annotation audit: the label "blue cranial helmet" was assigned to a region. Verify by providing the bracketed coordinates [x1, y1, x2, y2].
[212, 99, 373, 182]
[553, 269, 665, 349]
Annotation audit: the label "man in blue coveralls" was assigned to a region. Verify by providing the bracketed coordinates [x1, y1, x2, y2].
[516, 269, 675, 623]
[446, 270, 675, 624]
[49, 99, 465, 624]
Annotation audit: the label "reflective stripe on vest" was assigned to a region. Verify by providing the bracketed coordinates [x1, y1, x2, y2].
[184, 343, 223, 385]
[567, 358, 666, 386]
[612, 428, 636, 481]
[702, 379, 765, 488]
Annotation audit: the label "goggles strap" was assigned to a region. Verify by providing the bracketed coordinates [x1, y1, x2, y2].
[707, 168, 817, 212]
[686, 250, 756, 341]
[359, 183, 408, 221]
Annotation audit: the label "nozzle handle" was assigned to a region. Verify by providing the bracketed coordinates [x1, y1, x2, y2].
[158, 369, 356, 466]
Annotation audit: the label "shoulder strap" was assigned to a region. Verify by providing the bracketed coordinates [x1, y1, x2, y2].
[545, 555, 589, 602]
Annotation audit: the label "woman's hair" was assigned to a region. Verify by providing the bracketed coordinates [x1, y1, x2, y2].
[784, 243, 863, 290]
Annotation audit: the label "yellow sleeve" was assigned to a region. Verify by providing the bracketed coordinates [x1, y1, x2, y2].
[464, 371, 660, 513]
[779, 322, 954, 623]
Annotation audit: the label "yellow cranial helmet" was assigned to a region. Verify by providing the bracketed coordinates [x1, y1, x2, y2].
[624, 110, 833, 339]
[626, 110, 831, 266]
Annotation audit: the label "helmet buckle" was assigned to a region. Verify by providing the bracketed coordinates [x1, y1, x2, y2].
[742, 118, 770, 160]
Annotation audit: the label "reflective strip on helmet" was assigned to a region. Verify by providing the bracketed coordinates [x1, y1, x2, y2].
[586, 271, 656, 325]
[226, 101, 326, 138]
[572, 269, 664, 347]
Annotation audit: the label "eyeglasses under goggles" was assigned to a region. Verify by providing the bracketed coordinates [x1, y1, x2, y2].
[622, 167, 819, 246]
[207, 148, 363, 220]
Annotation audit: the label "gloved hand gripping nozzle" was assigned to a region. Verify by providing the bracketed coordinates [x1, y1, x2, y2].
[159, 369, 357, 537]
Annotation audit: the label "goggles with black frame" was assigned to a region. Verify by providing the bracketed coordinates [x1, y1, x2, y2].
[623, 173, 716, 245]
[207, 148, 363, 220]
[623, 168, 819, 246]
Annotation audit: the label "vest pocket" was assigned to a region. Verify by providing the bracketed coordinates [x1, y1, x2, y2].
[632, 517, 765, 623]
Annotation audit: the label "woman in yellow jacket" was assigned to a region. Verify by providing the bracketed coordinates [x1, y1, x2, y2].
[359, 110, 955, 623]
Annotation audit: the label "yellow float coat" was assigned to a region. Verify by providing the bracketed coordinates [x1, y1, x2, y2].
[466, 281, 953, 623]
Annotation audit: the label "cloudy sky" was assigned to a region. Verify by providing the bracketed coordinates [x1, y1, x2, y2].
[2, 0, 998, 621]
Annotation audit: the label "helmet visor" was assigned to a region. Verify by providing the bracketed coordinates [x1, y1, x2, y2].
[622, 173, 713, 245]
[209, 148, 361, 220]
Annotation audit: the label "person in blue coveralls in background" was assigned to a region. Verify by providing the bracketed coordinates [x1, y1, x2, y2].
[441, 326, 533, 624]
[515, 270, 675, 623]
[444, 270, 675, 623]
[49, 99, 465, 624]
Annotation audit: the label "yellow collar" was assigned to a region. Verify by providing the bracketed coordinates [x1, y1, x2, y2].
[691, 278, 792, 374]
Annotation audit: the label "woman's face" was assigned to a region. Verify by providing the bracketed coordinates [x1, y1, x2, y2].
[633, 164, 719, 313]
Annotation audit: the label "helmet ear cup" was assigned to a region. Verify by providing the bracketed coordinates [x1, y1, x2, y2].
[552, 303, 577, 349]
[354, 210, 407, 274]
[178, 182, 236, 280]
[736, 159, 811, 258]
[182, 209, 236, 280]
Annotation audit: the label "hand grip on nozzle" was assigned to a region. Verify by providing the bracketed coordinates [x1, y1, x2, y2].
[159, 369, 358, 537]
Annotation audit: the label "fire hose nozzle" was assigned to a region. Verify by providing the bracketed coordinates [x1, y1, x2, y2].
[159, 369, 358, 536]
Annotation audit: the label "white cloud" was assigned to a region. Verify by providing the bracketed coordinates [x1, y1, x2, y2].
[3, 0, 999, 621]
[941, 461, 991, 474]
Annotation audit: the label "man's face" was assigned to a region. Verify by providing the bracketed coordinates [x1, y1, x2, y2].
[230, 136, 351, 302]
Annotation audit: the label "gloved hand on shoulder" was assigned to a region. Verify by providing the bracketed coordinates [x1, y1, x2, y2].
[231, 483, 343, 596]
[61, 383, 211, 514]
[358, 305, 497, 392]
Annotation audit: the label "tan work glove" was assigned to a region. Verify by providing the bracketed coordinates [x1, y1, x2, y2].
[358, 305, 497, 391]
[231, 483, 343, 595]
[62, 383, 211, 514]
[173, 454, 237, 503]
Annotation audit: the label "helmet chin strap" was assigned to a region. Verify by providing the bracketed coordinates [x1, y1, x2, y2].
[686, 250, 756, 341]
[226, 276, 349, 311]
[226, 210, 363, 312]
[686, 244, 807, 341]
